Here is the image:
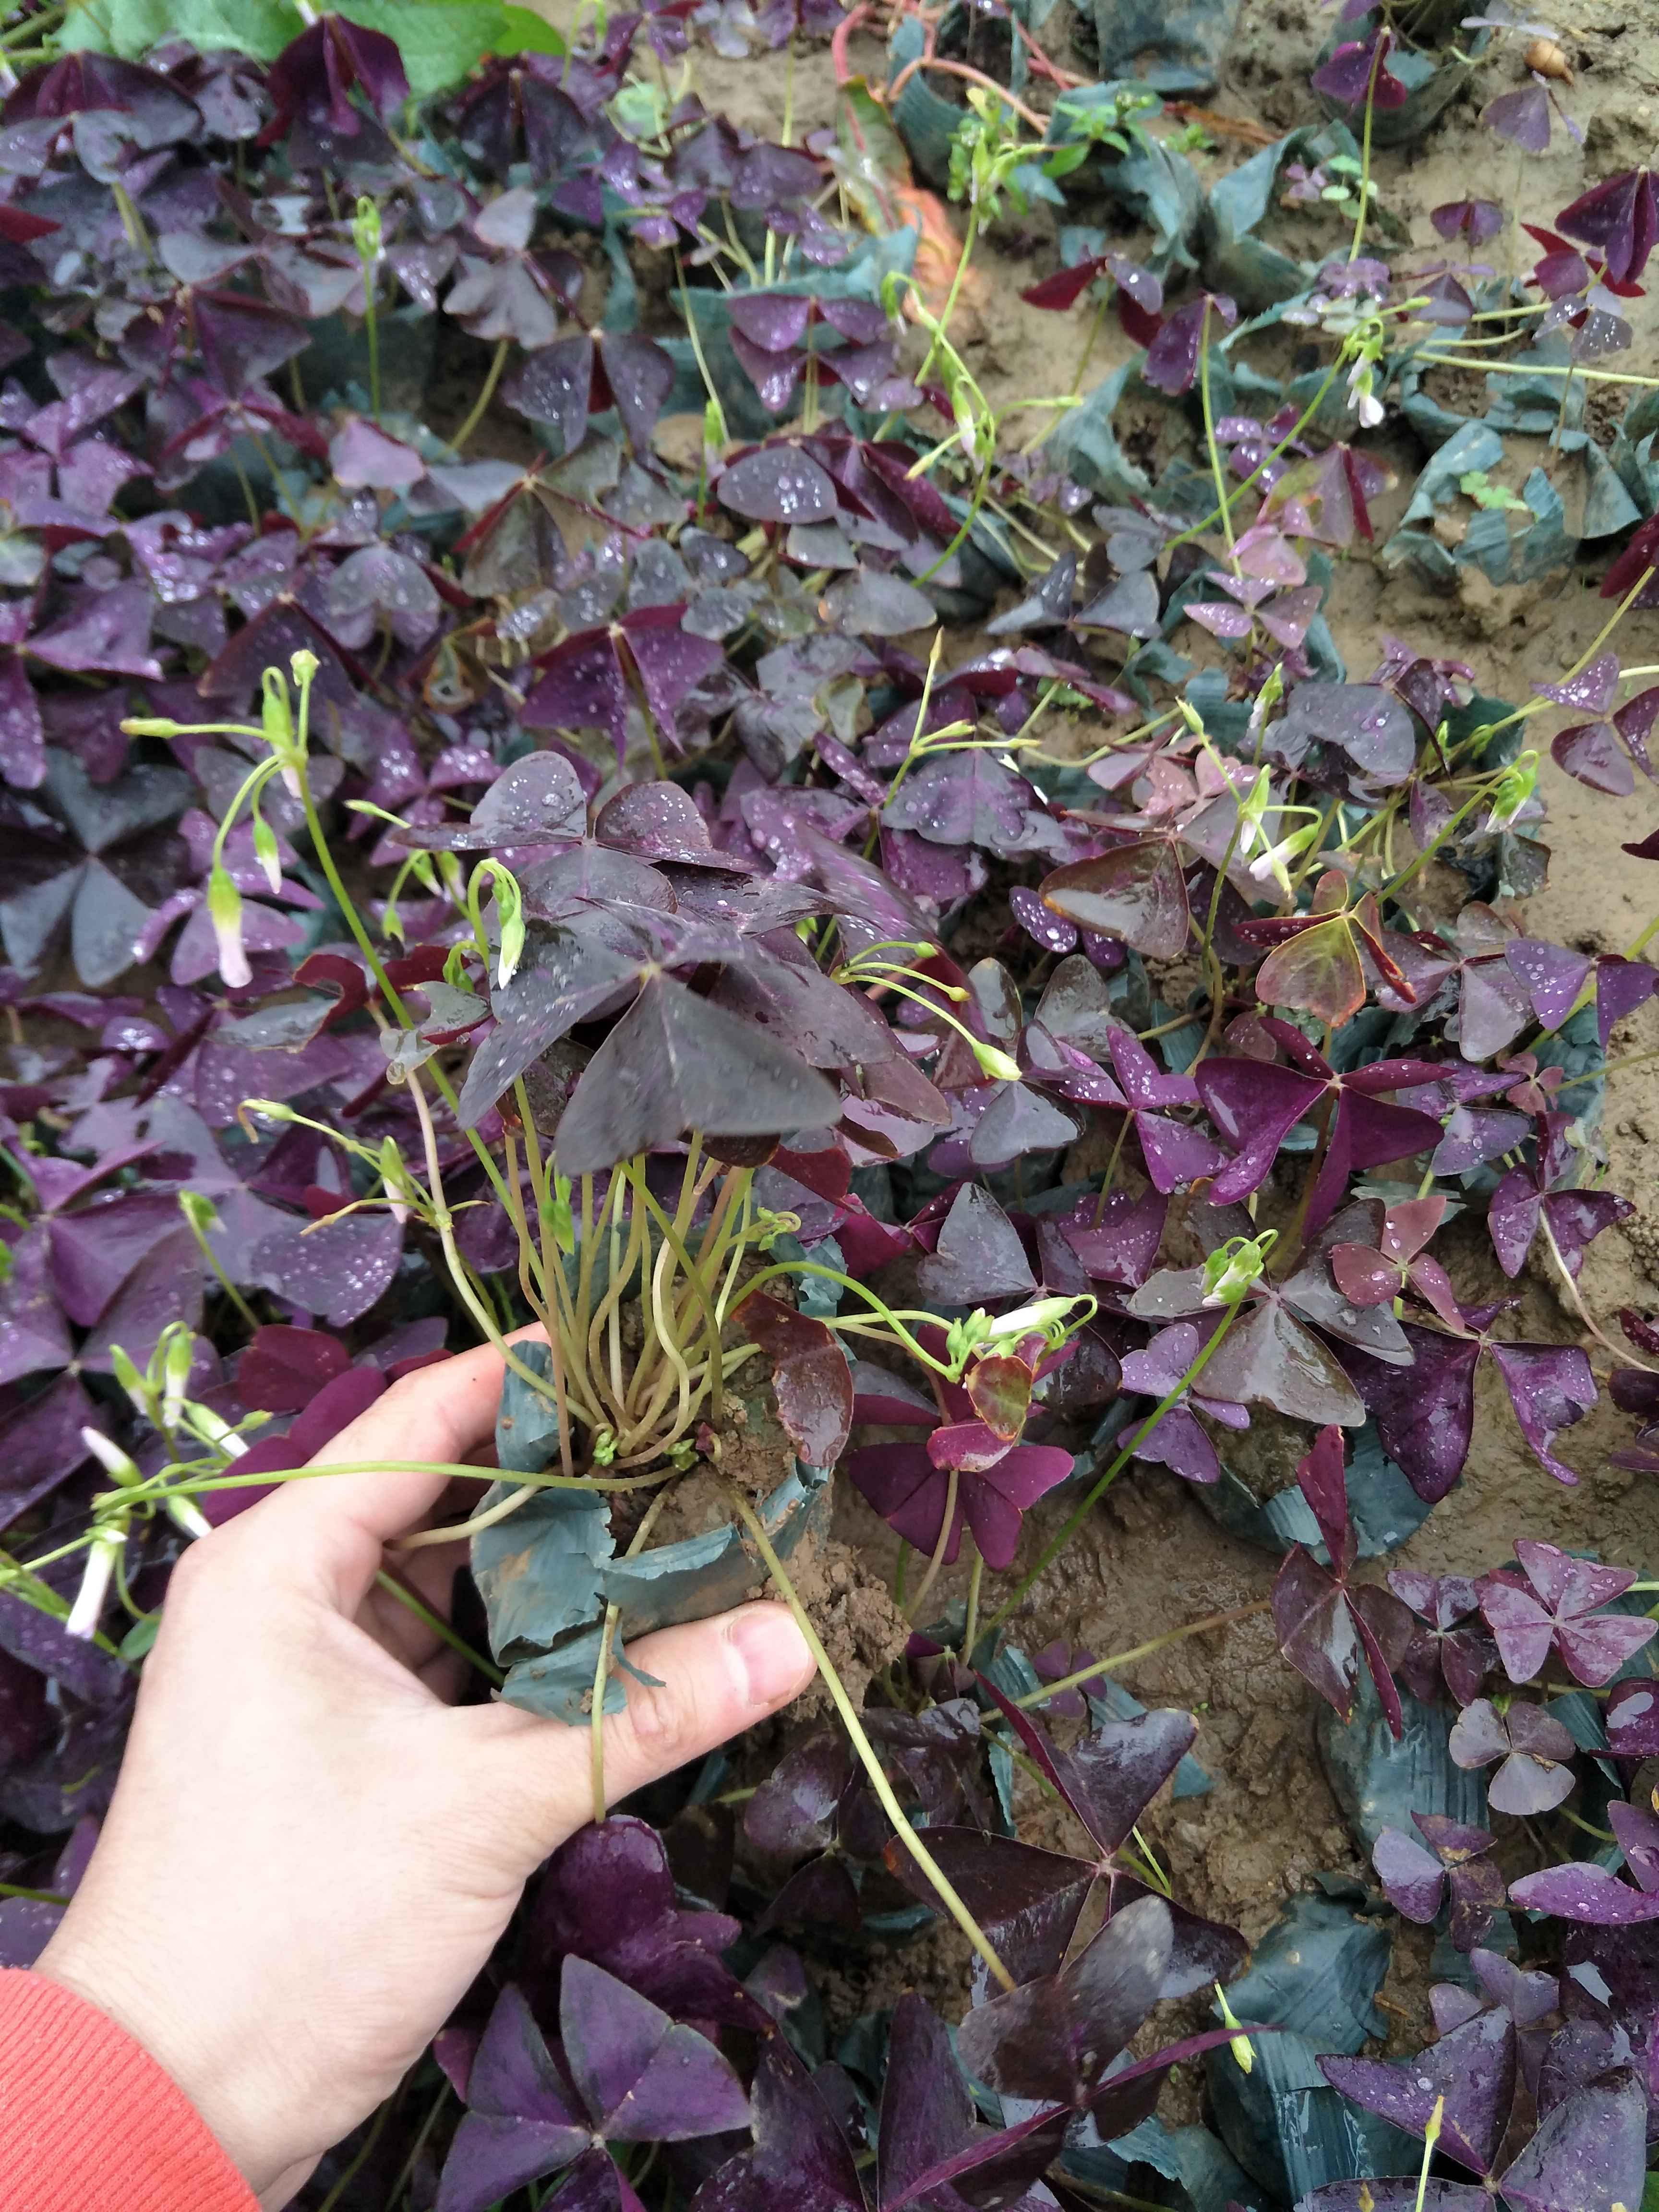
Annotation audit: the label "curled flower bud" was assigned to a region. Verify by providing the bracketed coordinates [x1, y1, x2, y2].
[1202, 1229, 1277, 1307]
[351, 193, 383, 263]
[972, 1040, 1024, 1082]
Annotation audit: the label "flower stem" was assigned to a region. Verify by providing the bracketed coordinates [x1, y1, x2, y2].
[723, 1483, 1016, 1992]
[373, 1569, 503, 1686]
[1015, 1599, 1270, 1706]
[451, 338, 508, 452]
[983, 1306, 1242, 1637]
[180, 1201, 260, 1330]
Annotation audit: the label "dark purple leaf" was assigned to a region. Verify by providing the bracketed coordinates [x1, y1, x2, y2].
[1312, 31, 1409, 108]
[247, 1211, 402, 1330]
[735, 1294, 853, 1468]
[1606, 1678, 1659, 1756]
[1487, 1342, 1596, 1487]
[1053, 1707, 1199, 1854]
[717, 445, 837, 525]
[1372, 1824, 1447, 1923]
[1273, 682, 1417, 783]
[1557, 167, 1659, 283]
[1321, 2008, 1515, 2176]
[526, 1818, 754, 2031]
[236, 1325, 351, 1413]
[876, 1993, 974, 2212]
[1483, 82, 1552, 151]
[561, 1956, 749, 2140]
[1193, 1056, 1324, 1203]
[915, 1184, 1034, 1306]
[1497, 2067, 1647, 2212]
[80, 1224, 202, 1375]
[0, 1230, 72, 1387]
[1509, 1862, 1659, 1924]
[436, 1985, 588, 2212]
[1040, 840, 1189, 960]
[956, 1893, 1172, 2107]
[1142, 294, 1235, 395]
[883, 751, 1035, 853]
[1449, 1698, 1575, 1814]
[1341, 1326, 1479, 1503]
[554, 975, 839, 1175]
[1432, 199, 1506, 247]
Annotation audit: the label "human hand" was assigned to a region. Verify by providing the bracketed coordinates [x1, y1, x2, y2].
[36, 1340, 816, 2207]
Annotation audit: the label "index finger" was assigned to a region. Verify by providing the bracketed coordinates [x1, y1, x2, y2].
[230, 1329, 542, 1611]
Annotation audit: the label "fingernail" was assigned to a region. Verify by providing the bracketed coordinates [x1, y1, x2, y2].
[728, 1605, 814, 1707]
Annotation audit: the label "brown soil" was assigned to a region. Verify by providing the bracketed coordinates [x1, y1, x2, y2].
[538, 0, 1659, 2083]
[613, 1358, 910, 1701]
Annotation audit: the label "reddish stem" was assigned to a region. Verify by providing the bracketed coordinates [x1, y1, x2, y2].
[830, 2, 872, 84]
[1010, 15, 1086, 87]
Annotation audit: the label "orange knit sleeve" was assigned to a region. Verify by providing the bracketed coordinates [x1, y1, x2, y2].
[0, 1969, 258, 2212]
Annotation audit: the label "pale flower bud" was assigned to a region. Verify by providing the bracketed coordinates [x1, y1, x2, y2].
[207, 863, 251, 990]
[65, 1523, 126, 1640]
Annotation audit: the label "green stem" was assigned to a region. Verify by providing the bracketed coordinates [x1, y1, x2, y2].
[905, 1465, 959, 1619]
[1016, 1600, 1271, 1706]
[983, 1305, 1243, 1637]
[374, 1570, 503, 1685]
[914, 204, 980, 390]
[1198, 300, 1235, 560]
[451, 338, 508, 452]
[676, 253, 728, 442]
[723, 1484, 1016, 1992]
[1414, 352, 1659, 391]
[404, 1069, 557, 1416]
[103, 1460, 664, 1520]
[961, 1542, 983, 1659]
[386, 2083, 450, 2209]
[1602, 1042, 1659, 1078]
[363, 289, 381, 421]
[1163, 364, 1340, 553]
[181, 1204, 260, 1331]
[292, 745, 518, 1221]
[1348, 35, 1383, 263]
[588, 1489, 670, 1819]
[317, 2096, 393, 2212]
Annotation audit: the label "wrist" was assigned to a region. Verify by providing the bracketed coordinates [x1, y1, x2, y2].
[35, 1928, 300, 2196]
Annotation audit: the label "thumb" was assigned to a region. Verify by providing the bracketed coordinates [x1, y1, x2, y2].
[461, 1602, 817, 1879]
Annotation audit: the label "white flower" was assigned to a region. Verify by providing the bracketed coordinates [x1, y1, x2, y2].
[65, 1525, 125, 1640]
[207, 864, 251, 990]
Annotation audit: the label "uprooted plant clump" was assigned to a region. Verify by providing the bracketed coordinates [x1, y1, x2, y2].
[3, 0, 1659, 2200]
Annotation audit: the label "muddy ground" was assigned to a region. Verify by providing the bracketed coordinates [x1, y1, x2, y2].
[552, 0, 1659, 2081]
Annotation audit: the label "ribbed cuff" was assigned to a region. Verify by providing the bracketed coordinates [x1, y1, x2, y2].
[0, 1968, 258, 2212]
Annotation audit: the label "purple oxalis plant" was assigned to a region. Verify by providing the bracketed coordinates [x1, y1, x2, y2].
[0, 3, 1654, 2202]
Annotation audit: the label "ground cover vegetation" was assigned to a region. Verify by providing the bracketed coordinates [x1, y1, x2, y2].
[1, 0, 1659, 2200]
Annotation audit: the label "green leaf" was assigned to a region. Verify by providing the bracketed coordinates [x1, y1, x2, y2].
[59, 0, 305, 57]
[494, 2, 565, 53]
[119, 1614, 160, 1662]
[335, 0, 507, 96]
